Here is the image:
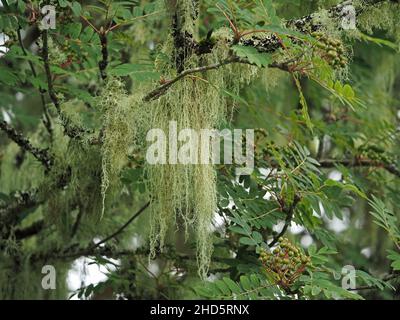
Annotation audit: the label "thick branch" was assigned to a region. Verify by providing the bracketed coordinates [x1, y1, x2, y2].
[143, 57, 239, 101]
[0, 120, 52, 169]
[143, 57, 293, 102]
[98, 31, 108, 80]
[0, 169, 71, 229]
[14, 220, 45, 240]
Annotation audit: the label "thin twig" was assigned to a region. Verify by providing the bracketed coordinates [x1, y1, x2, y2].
[348, 272, 400, 291]
[319, 159, 400, 178]
[16, 28, 52, 138]
[41, 30, 89, 139]
[268, 195, 301, 247]
[90, 201, 150, 250]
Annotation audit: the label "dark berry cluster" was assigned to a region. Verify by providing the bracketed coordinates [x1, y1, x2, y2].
[259, 238, 311, 289]
[359, 145, 395, 164]
[312, 32, 347, 69]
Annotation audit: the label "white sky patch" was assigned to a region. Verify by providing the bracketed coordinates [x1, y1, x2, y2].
[1, 108, 13, 123]
[273, 221, 285, 233]
[0, 33, 9, 57]
[327, 216, 349, 233]
[312, 202, 325, 218]
[147, 261, 160, 277]
[328, 170, 342, 181]
[263, 190, 273, 201]
[300, 234, 313, 248]
[211, 211, 226, 233]
[354, 217, 364, 229]
[67, 257, 119, 299]
[361, 247, 372, 258]
[289, 222, 304, 235]
[206, 273, 219, 282]
[325, 208, 350, 233]
[129, 234, 144, 251]
[15, 92, 24, 101]
[148, 41, 155, 50]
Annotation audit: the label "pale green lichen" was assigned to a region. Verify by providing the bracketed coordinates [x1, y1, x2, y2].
[99, 78, 135, 219]
[357, 2, 400, 43]
[140, 37, 258, 277]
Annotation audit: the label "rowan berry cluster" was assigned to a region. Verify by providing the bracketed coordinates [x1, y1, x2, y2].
[312, 32, 348, 69]
[259, 238, 311, 288]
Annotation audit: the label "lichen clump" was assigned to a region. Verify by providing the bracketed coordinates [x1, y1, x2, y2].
[142, 34, 258, 277]
[357, 1, 400, 44]
[99, 78, 135, 218]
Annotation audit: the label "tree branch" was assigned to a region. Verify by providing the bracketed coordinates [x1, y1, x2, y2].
[143, 0, 395, 103]
[98, 30, 108, 80]
[319, 159, 400, 178]
[348, 272, 400, 291]
[0, 169, 71, 229]
[41, 30, 89, 140]
[90, 201, 150, 250]
[0, 190, 41, 227]
[29, 201, 150, 262]
[268, 195, 301, 247]
[0, 120, 52, 169]
[143, 57, 293, 102]
[14, 220, 45, 240]
[16, 28, 52, 138]
[143, 57, 239, 102]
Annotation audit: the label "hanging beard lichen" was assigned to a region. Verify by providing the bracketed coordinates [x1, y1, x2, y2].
[141, 34, 258, 277]
[44, 127, 103, 237]
[42, 78, 137, 235]
[99, 78, 135, 218]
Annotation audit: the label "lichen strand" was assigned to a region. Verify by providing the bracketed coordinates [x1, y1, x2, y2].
[145, 38, 258, 277]
[99, 78, 135, 218]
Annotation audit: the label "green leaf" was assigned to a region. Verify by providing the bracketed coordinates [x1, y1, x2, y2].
[388, 250, 400, 271]
[215, 280, 230, 296]
[223, 277, 241, 295]
[251, 231, 263, 244]
[240, 276, 252, 291]
[220, 88, 249, 106]
[342, 84, 355, 99]
[70, 1, 82, 17]
[108, 63, 160, 80]
[232, 45, 272, 68]
[229, 225, 249, 236]
[239, 237, 257, 246]
[293, 75, 313, 132]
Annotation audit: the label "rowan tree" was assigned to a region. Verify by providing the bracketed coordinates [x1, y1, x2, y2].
[0, 0, 399, 300]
